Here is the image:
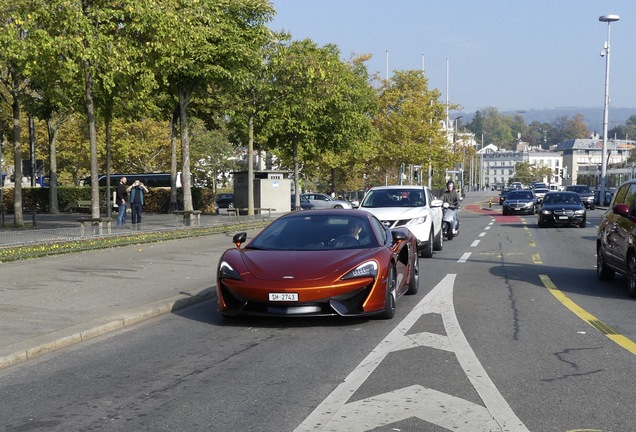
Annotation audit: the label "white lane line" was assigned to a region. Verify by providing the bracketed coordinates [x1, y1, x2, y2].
[479, 232, 486, 237]
[471, 240, 480, 247]
[294, 275, 529, 432]
[485, 226, 491, 230]
[458, 252, 471, 263]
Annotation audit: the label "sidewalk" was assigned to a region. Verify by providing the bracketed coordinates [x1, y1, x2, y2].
[0, 210, 266, 247]
[0, 209, 277, 371]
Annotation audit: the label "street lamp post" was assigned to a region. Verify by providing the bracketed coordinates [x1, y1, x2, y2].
[599, 14, 619, 205]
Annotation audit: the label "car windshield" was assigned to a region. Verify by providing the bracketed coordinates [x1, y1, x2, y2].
[543, 193, 581, 205]
[361, 189, 426, 208]
[567, 186, 590, 193]
[507, 191, 534, 200]
[248, 214, 380, 250]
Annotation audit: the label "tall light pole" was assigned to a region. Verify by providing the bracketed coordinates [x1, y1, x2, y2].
[599, 14, 619, 204]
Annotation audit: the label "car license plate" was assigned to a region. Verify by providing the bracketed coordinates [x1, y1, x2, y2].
[558, 216, 568, 220]
[269, 293, 298, 301]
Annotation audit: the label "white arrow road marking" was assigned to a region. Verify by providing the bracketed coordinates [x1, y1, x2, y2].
[294, 274, 529, 432]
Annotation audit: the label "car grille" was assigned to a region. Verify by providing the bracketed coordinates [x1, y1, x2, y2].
[553, 209, 574, 216]
[382, 219, 410, 228]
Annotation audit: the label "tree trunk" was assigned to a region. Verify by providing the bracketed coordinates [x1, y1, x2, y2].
[247, 114, 254, 215]
[85, 63, 100, 219]
[169, 106, 179, 212]
[105, 114, 112, 218]
[11, 79, 23, 227]
[178, 87, 193, 218]
[293, 135, 300, 211]
[47, 116, 60, 214]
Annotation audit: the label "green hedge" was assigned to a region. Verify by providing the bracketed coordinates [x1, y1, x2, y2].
[0, 187, 217, 214]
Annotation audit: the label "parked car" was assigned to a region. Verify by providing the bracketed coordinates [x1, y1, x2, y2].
[358, 185, 443, 258]
[302, 193, 353, 209]
[537, 191, 586, 228]
[216, 210, 419, 319]
[291, 194, 314, 210]
[594, 188, 616, 206]
[502, 190, 537, 215]
[215, 193, 234, 214]
[499, 188, 512, 205]
[565, 185, 595, 210]
[597, 180, 636, 297]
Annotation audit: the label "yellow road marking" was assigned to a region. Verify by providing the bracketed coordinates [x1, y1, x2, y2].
[539, 274, 636, 356]
[532, 253, 542, 264]
[529, 241, 536, 247]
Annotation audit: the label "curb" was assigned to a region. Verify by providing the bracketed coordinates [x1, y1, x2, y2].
[0, 288, 214, 371]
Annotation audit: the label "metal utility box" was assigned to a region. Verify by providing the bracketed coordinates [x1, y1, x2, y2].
[233, 170, 291, 214]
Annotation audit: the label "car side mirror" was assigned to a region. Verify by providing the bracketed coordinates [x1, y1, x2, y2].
[232, 232, 247, 248]
[391, 229, 408, 243]
[613, 203, 629, 218]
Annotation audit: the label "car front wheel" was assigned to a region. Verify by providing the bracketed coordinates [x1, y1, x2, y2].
[419, 230, 434, 258]
[406, 254, 419, 295]
[380, 265, 397, 319]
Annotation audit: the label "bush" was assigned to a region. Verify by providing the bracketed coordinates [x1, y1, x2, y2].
[0, 186, 217, 214]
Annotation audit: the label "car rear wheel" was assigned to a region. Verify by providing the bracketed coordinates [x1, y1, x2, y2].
[627, 253, 636, 298]
[380, 265, 397, 319]
[419, 230, 434, 258]
[334, 204, 343, 209]
[596, 247, 615, 281]
[406, 254, 419, 295]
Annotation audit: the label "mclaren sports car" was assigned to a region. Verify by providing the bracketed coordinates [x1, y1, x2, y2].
[216, 210, 419, 319]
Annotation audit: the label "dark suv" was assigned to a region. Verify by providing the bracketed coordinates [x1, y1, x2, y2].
[565, 185, 595, 210]
[597, 179, 636, 297]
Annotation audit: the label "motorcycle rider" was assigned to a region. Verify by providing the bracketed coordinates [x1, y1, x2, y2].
[441, 180, 460, 234]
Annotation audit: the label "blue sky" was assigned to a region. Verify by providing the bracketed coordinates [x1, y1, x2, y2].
[270, 1, 636, 113]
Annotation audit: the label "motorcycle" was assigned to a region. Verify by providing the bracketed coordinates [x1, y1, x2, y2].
[442, 202, 459, 240]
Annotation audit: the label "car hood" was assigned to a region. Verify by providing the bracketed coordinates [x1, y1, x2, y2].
[504, 198, 534, 204]
[360, 206, 428, 220]
[541, 203, 585, 211]
[238, 249, 378, 281]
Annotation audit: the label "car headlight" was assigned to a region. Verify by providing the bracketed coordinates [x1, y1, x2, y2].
[541, 209, 552, 215]
[342, 260, 378, 280]
[406, 216, 427, 226]
[574, 209, 586, 215]
[219, 261, 242, 280]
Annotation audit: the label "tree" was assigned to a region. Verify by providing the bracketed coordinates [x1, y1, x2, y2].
[0, 0, 34, 225]
[373, 70, 447, 185]
[146, 0, 274, 220]
[264, 39, 376, 204]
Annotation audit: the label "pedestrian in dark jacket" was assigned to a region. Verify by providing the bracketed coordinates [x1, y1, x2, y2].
[127, 180, 149, 230]
[116, 177, 128, 227]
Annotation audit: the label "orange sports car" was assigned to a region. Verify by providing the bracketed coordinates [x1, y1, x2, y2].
[216, 209, 419, 319]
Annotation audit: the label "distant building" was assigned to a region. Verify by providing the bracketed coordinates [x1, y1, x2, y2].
[479, 147, 563, 189]
[554, 138, 636, 186]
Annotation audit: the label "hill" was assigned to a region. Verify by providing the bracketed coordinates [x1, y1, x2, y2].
[460, 107, 636, 134]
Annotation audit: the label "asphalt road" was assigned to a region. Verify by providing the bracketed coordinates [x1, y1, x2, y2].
[1, 192, 635, 431]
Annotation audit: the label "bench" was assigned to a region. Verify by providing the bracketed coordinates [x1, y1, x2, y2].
[77, 217, 112, 236]
[173, 209, 202, 226]
[74, 200, 92, 212]
[226, 208, 275, 219]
